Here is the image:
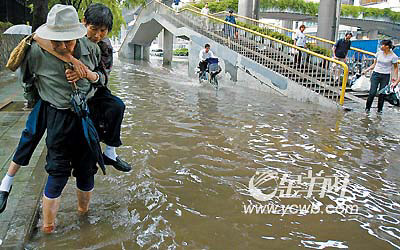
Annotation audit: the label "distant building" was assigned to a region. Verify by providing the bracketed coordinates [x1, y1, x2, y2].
[355, 0, 400, 11]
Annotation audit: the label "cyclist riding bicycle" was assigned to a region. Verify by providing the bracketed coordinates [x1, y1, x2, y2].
[198, 43, 221, 80]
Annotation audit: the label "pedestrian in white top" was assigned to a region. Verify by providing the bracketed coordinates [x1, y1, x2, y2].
[201, 3, 209, 15]
[362, 40, 399, 113]
[201, 3, 210, 30]
[294, 25, 306, 48]
[294, 25, 306, 67]
[198, 43, 214, 73]
[199, 44, 215, 61]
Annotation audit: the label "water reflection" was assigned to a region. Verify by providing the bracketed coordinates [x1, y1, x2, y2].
[27, 57, 400, 249]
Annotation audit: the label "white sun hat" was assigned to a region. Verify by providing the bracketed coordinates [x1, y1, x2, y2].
[35, 4, 87, 41]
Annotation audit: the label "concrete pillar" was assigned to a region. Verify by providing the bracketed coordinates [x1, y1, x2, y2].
[282, 20, 293, 38]
[188, 40, 198, 78]
[253, 0, 260, 20]
[163, 29, 173, 65]
[158, 30, 163, 48]
[317, 0, 339, 48]
[119, 42, 135, 59]
[238, 0, 253, 22]
[367, 30, 379, 40]
[143, 45, 150, 61]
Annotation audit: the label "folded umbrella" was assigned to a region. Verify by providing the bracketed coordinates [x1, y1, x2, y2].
[65, 63, 106, 175]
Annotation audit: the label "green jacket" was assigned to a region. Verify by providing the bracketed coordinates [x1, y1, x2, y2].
[19, 37, 106, 109]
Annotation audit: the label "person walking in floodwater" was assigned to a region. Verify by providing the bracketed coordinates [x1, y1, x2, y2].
[0, 3, 131, 218]
[362, 40, 398, 113]
[0, 4, 106, 233]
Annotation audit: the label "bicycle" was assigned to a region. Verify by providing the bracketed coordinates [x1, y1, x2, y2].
[198, 58, 220, 90]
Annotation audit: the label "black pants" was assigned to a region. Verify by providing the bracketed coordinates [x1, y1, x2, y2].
[13, 88, 125, 167]
[199, 61, 208, 73]
[88, 87, 125, 147]
[294, 47, 304, 66]
[13, 100, 46, 166]
[366, 72, 391, 112]
[45, 102, 97, 177]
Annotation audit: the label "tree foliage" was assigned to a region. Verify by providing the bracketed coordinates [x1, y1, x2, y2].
[31, 0, 146, 37]
[195, 0, 400, 22]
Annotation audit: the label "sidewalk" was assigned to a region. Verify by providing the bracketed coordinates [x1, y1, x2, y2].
[0, 70, 47, 249]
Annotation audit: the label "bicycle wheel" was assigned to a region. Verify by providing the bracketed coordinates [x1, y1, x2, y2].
[214, 77, 219, 90]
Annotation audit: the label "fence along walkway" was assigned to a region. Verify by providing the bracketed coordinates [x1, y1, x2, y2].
[153, 1, 361, 106]
[209, 10, 389, 102]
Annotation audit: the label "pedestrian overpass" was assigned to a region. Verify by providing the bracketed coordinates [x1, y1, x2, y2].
[258, 8, 400, 39]
[119, 1, 373, 109]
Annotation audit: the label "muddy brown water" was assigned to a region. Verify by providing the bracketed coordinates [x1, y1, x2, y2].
[27, 57, 400, 249]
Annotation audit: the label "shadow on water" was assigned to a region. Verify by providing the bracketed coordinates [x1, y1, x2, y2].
[26, 56, 400, 249]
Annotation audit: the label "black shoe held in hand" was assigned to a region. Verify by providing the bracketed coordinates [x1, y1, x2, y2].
[0, 186, 12, 213]
[103, 154, 132, 172]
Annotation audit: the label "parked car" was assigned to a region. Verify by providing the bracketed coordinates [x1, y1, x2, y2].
[151, 48, 164, 56]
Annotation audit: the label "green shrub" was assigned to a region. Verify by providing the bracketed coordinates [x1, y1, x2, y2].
[192, 0, 238, 13]
[193, 0, 400, 22]
[259, 0, 400, 22]
[0, 21, 13, 30]
[236, 20, 334, 57]
[190, 1, 339, 57]
[173, 48, 189, 56]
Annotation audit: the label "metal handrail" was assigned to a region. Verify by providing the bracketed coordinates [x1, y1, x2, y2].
[176, 3, 349, 105]
[142, 1, 350, 105]
[210, 9, 377, 58]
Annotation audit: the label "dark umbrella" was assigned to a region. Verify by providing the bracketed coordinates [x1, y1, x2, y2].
[65, 63, 106, 175]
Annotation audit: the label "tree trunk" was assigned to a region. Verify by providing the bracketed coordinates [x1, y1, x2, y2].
[32, 0, 49, 32]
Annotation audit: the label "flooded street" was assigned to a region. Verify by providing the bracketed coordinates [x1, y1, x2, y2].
[28, 56, 400, 249]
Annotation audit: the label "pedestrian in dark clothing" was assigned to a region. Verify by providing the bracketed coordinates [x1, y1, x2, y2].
[83, 3, 131, 172]
[332, 32, 352, 61]
[332, 32, 353, 79]
[0, 4, 131, 220]
[173, 0, 181, 11]
[14, 4, 104, 233]
[224, 10, 237, 39]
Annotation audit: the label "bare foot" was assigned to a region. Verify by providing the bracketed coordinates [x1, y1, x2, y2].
[42, 224, 56, 234]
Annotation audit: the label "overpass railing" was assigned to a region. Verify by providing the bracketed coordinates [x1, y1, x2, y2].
[211, 11, 380, 76]
[156, 1, 350, 105]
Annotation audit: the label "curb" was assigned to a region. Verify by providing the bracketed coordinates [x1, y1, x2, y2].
[0, 148, 47, 249]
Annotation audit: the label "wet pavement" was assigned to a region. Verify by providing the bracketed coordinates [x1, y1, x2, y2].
[2, 56, 400, 249]
[0, 70, 47, 249]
